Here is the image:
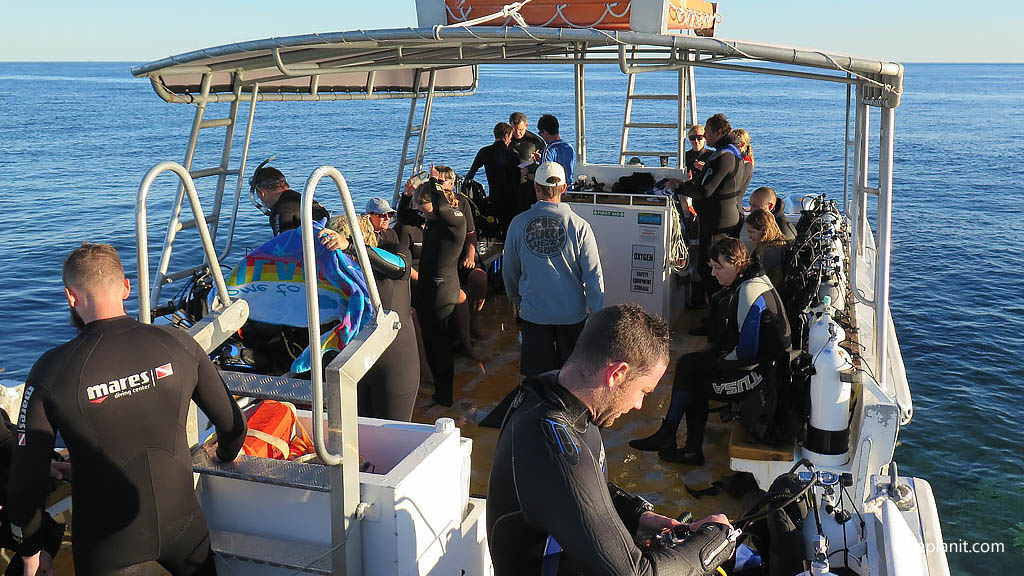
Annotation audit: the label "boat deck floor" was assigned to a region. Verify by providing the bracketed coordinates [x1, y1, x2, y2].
[11, 297, 753, 575]
[412, 294, 749, 523]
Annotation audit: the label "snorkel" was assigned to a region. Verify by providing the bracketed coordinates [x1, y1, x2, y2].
[249, 156, 276, 216]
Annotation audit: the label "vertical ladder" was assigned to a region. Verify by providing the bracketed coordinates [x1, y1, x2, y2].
[618, 61, 699, 167]
[150, 72, 257, 308]
[392, 69, 437, 205]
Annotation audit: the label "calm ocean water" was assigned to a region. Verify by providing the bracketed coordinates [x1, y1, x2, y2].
[1, 61, 1022, 573]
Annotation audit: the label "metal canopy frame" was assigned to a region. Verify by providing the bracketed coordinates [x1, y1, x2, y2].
[133, 26, 903, 107]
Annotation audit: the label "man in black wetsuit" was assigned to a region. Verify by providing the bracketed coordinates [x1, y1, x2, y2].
[509, 111, 547, 161]
[8, 243, 247, 575]
[748, 186, 797, 244]
[467, 122, 520, 229]
[670, 114, 745, 328]
[252, 165, 330, 236]
[487, 304, 737, 576]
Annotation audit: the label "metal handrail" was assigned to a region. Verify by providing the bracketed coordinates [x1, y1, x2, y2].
[302, 165, 384, 466]
[137, 161, 232, 324]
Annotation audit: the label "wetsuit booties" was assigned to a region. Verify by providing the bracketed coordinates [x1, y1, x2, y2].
[658, 444, 705, 466]
[628, 419, 678, 452]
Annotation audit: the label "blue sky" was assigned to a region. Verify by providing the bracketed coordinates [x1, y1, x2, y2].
[3, 0, 1021, 62]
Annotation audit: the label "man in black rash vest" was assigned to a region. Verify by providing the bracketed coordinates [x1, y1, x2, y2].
[487, 304, 737, 576]
[670, 114, 744, 301]
[411, 179, 467, 407]
[252, 166, 330, 236]
[8, 243, 247, 576]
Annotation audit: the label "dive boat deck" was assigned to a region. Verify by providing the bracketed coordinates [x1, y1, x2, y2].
[413, 292, 769, 522]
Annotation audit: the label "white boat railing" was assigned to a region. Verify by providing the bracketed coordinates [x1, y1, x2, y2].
[300, 165, 400, 575]
[136, 161, 232, 324]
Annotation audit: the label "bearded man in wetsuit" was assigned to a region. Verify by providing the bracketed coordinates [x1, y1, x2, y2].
[8, 243, 247, 575]
[487, 304, 737, 576]
[252, 165, 330, 236]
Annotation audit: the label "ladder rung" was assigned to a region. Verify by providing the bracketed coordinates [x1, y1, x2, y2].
[199, 117, 234, 129]
[178, 215, 220, 231]
[624, 122, 679, 129]
[403, 156, 417, 165]
[410, 124, 422, 132]
[190, 167, 238, 179]
[627, 94, 678, 101]
[622, 150, 680, 158]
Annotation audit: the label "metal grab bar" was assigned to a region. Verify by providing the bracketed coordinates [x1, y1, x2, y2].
[137, 161, 232, 324]
[302, 165, 384, 466]
[618, 44, 682, 74]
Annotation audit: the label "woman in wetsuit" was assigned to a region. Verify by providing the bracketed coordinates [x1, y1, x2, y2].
[411, 178, 467, 407]
[327, 215, 419, 421]
[733, 128, 754, 219]
[434, 165, 487, 362]
[744, 209, 787, 287]
[629, 237, 791, 464]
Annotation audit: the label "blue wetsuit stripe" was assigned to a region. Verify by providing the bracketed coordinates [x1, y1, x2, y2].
[737, 295, 767, 364]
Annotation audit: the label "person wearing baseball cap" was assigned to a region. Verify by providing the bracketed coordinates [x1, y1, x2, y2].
[502, 161, 604, 378]
[364, 197, 398, 246]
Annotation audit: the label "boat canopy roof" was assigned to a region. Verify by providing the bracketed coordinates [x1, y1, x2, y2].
[132, 26, 903, 107]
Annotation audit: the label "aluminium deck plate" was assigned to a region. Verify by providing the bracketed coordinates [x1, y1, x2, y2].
[193, 450, 330, 492]
[220, 370, 313, 405]
[210, 529, 332, 574]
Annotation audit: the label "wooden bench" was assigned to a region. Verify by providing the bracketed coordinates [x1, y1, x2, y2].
[727, 421, 795, 462]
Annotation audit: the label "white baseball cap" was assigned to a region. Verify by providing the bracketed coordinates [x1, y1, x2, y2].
[535, 161, 566, 186]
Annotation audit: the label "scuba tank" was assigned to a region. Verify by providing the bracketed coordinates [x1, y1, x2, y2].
[803, 302, 854, 466]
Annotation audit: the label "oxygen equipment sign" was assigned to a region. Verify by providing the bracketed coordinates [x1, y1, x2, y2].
[631, 244, 656, 294]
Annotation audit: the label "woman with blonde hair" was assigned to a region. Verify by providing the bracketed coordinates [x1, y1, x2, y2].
[328, 213, 420, 420]
[744, 209, 786, 287]
[732, 128, 755, 231]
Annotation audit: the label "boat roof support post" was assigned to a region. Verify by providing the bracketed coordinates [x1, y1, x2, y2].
[843, 75, 852, 213]
[687, 53, 698, 131]
[206, 72, 243, 244]
[575, 43, 588, 167]
[874, 106, 896, 390]
[393, 69, 424, 203]
[152, 72, 214, 306]
[854, 84, 870, 259]
[851, 84, 875, 309]
[676, 65, 686, 167]
[415, 69, 438, 171]
[218, 82, 260, 262]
